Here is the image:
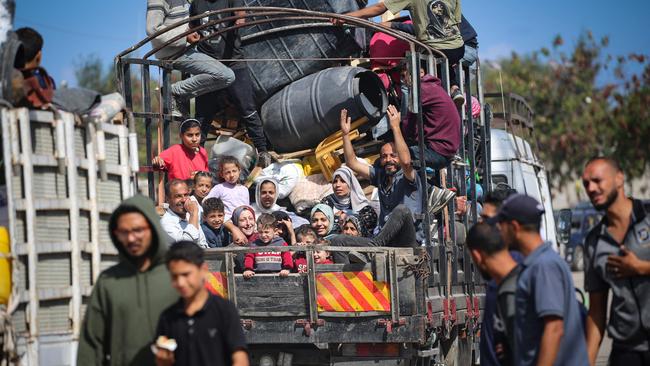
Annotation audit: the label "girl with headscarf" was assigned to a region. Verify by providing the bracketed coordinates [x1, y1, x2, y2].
[321, 166, 377, 237]
[310, 204, 335, 238]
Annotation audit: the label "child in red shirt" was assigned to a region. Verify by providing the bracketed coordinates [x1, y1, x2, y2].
[243, 214, 293, 278]
[152, 119, 208, 181]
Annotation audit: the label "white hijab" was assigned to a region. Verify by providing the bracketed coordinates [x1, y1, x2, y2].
[331, 166, 369, 212]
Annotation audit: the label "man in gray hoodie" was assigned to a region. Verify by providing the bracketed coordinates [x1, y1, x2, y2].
[146, 0, 235, 116]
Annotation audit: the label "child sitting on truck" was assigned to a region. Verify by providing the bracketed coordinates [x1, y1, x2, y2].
[205, 156, 249, 221]
[243, 214, 293, 278]
[293, 225, 318, 273]
[201, 198, 230, 248]
[152, 119, 208, 181]
[313, 240, 333, 265]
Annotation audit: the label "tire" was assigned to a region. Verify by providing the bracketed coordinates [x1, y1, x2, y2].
[572, 245, 584, 272]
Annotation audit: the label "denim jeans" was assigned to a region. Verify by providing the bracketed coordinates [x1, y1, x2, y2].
[409, 144, 450, 170]
[172, 49, 235, 100]
[461, 45, 478, 67]
[328, 204, 418, 263]
[196, 67, 268, 152]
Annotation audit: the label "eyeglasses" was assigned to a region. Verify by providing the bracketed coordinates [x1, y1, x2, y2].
[115, 226, 150, 239]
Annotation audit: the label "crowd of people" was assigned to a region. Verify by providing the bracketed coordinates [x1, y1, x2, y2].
[472, 157, 650, 366]
[12, 1, 644, 366]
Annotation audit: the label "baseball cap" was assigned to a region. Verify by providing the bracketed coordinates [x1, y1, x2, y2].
[487, 194, 545, 225]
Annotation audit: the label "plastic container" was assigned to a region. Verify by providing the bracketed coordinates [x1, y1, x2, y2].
[261, 66, 388, 153]
[241, 0, 362, 104]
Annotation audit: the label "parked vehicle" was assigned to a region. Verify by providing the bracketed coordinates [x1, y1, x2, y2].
[484, 93, 560, 252]
[563, 202, 602, 271]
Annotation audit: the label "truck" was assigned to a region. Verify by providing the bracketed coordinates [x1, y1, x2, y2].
[0, 3, 557, 365]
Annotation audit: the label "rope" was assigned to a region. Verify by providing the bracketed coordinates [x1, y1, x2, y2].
[404, 250, 431, 280]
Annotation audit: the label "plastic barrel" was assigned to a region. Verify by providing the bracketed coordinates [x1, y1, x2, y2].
[241, 0, 362, 105]
[0, 227, 10, 305]
[261, 66, 388, 153]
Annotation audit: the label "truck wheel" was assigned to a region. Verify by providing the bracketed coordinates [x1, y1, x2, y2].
[572, 245, 584, 272]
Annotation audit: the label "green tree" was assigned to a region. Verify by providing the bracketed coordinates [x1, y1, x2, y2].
[73, 54, 162, 163]
[483, 32, 649, 188]
[74, 54, 116, 94]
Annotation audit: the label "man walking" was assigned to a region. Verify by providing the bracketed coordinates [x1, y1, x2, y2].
[491, 194, 589, 366]
[467, 222, 520, 365]
[582, 157, 650, 366]
[77, 196, 178, 365]
[155, 241, 249, 366]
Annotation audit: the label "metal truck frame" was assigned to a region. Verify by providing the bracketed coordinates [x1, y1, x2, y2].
[114, 6, 490, 365]
[0, 5, 490, 366]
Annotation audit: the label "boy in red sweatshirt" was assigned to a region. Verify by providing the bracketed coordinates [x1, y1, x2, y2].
[243, 214, 293, 278]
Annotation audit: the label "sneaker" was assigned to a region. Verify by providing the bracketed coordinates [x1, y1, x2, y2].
[257, 151, 273, 168]
[451, 88, 465, 108]
[170, 94, 189, 118]
[428, 186, 456, 215]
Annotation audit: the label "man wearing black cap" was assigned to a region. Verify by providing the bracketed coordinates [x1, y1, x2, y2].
[492, 194, 589, 366]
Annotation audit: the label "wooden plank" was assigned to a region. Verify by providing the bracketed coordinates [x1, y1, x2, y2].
[225, 253, 237, 306]
[373, 253, 387, 282]
[17, 108, 40, 360]
[235, 275, 308, 317]
[306, 250, 318, 323]
[388, 251, 400, 322]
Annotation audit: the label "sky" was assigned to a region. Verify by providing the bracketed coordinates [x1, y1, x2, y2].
[11, 0, 650, 86]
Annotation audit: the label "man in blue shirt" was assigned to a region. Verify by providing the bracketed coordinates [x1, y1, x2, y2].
[490, 194, 589, 366]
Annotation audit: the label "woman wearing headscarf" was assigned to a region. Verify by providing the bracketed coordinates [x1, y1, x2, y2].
[320, 166, 377, 237]
[252, 178, 309, 227]
[310, 204, 335, 238]
[341, 214, 364, 237]
[230, 205, 257, 272]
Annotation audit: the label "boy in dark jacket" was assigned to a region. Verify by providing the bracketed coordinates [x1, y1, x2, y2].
[243, 214, 293, 278]
[201, 197, 231, 248]
[77, 195, 178, 366]
[401, 66, 461, 170]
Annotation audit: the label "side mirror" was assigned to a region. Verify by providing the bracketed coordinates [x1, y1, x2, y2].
[557, 209, 572, 245]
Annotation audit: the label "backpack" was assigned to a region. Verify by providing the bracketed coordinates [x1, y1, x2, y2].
[21, 67, 55, 108]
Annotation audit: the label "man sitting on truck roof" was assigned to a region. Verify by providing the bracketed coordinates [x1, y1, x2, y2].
[146, 0, 235, 117]
[189, 0, 273, 166]
[77, 195, 178, 366]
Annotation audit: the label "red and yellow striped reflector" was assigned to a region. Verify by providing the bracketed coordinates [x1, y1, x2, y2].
[316, 272, 390, 312]
[205, 272, 228, 299]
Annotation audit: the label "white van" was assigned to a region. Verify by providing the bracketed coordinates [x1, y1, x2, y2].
[485, 92, 560, 253]
[490, 128, 558, 250]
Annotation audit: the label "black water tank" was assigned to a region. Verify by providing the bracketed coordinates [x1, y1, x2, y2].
[261, 66, 388, 153]
[241, 0, 363, 105]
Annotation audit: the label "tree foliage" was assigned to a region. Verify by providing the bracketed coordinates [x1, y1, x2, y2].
[483, 32, 649, 188]
[73, 54, 162, 162]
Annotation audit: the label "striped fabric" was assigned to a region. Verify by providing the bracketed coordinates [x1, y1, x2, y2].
[146, 0, 190, 59]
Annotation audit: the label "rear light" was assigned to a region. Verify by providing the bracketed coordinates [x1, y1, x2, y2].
[341, 343, 400, 357]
